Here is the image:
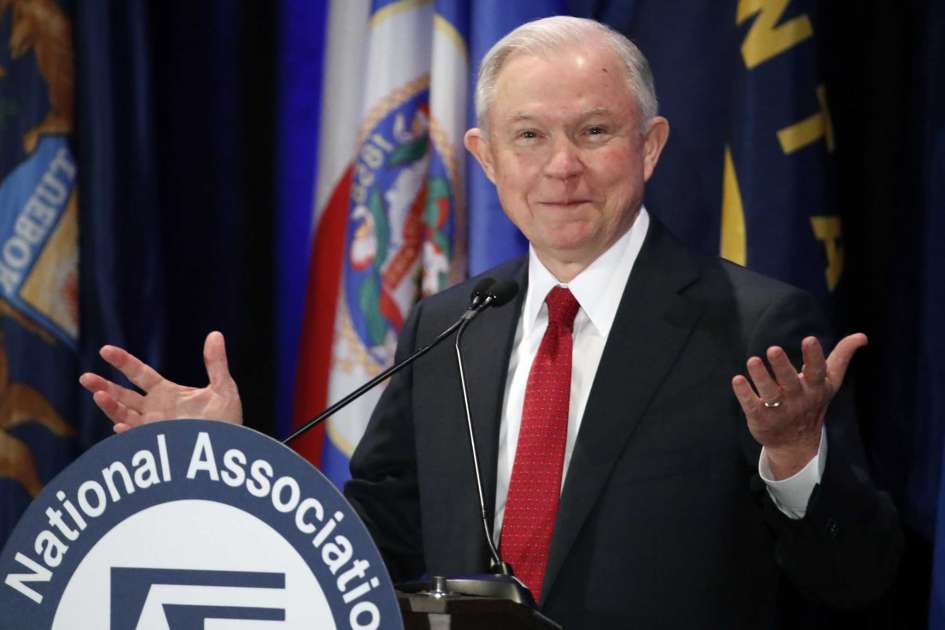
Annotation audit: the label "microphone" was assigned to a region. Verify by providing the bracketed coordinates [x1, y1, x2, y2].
[468, 277, 496, 310]
[462, 278, 516, 321]
[402, 279, 533, 607]
[282, 277, 509, 445]
[486, 280, 518, 307]
[448, 280, 537, 607]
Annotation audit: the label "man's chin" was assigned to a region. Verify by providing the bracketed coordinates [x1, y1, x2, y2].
[533, 237, 609, 271]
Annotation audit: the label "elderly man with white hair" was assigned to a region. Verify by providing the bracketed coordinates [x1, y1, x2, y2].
[82, 16, 901, 628]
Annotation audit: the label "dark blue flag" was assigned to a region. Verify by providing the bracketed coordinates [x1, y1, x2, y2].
[587, 0, 841, 301]
[0, 0, 82, 543]
[0, 0, 168, 547]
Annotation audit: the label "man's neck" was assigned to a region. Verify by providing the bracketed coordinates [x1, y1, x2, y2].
[533, 210, 641, 283]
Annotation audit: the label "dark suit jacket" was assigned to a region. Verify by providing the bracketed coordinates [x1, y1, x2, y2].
[344, 219, 901, 628]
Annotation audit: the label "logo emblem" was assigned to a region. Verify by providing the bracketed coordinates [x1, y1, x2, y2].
[111, 568, 286, 629]
[344, 77, 458, 367]
[0, 421, 402, 629]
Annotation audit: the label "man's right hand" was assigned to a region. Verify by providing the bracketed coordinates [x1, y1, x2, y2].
[79, 331, 243, 432]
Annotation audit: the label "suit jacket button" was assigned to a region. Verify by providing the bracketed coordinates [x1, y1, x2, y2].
[825, 517, 840, 538]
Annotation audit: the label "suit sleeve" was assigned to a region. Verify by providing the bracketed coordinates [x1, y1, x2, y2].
[744, 288, 903, 609]
[343, 303, 427, 583]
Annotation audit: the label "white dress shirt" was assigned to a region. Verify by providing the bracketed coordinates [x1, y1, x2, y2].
[492, 207, 825, 542]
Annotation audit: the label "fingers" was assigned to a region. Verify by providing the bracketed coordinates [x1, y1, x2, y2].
[203, 331, 233, 389]
[736, 345, 800, 410]
[91, 389, 143, 429]
[766, 346, 802, 398]
[731, 374, 761, 416]
[79, 372, 146, 410]
[800, 336, 827, 384]
[745, 355, 782, 403]
[825, 332, 868, 388]
[99, 345, 165, 391]
[734, 333, 868, 415]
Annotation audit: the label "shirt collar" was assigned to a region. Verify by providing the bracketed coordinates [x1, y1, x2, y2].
[524, 207, 650, 338]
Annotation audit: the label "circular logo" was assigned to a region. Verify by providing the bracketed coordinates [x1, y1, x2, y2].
[0, 420, 402, 629]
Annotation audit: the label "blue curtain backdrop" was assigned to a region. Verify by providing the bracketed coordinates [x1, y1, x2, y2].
[74, 0, 165, 437]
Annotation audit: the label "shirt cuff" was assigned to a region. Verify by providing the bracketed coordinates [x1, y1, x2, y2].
[758, 425, 827, 520]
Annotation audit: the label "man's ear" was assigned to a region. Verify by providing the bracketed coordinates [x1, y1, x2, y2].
[464, 127, 497, 184]
[641, 116, 670, 182]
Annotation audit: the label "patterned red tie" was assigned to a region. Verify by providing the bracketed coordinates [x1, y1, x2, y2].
[500, 286, 580, 600]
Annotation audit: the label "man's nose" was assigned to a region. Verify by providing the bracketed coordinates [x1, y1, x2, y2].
[543, 137, 583, 180]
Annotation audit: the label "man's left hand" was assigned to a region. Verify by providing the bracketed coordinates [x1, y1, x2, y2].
[731, 333, 867, 480]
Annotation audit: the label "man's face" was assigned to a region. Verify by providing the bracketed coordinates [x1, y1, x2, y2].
[465, 44, 669, 279]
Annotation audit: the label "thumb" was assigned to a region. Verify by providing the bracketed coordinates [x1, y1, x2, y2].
[203, 331, 233, 389]
[825, 332, 868, 389]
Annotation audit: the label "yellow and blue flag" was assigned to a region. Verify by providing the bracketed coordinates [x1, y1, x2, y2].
[587, 0, 843, 300]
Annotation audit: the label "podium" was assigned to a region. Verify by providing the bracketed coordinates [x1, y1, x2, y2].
[0, 421, 406, 629]
[0, 420, 563, 629]
[398, 577, 562, 629]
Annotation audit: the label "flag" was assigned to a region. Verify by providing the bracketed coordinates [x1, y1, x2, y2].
[583, 0, 841, 300]
[0, 0, 170, 546]
[0, 0, 80, 543]
[287, 0, 563, 486]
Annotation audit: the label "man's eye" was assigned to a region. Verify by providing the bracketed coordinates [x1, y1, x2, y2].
[587, 126, 607, 135]
[518, 130, 538, 139]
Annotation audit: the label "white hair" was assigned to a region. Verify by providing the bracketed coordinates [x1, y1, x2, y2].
[474, 16, 658, 130]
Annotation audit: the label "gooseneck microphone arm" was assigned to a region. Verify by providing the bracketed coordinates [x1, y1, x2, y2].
[289, 276, 534, 607]
[454, 284, 516, 576]
[282, 278, 501, 446]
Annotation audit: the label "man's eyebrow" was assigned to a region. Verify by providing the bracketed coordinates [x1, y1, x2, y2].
[581, 106, 613, 117]
[507, 112, 538, 123]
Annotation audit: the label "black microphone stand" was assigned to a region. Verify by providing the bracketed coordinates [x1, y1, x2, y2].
[398, 279, 536, 607]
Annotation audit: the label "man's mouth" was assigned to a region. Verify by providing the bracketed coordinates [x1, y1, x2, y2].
[537, 199, 591, 207]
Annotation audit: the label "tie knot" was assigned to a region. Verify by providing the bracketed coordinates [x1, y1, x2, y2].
[545, 287, 580, 330]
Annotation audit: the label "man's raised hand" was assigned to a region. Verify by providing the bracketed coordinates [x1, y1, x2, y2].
[731, 333, 867, 479]
[79, 331, 243, 432]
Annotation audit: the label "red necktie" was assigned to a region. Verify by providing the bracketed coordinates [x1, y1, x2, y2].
[500, 286, 580, 599]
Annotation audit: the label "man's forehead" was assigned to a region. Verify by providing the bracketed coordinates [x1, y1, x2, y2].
[481, 41, 640, 132]
[491, 45, 629, 96]
[504, 39, 621, 70]
[500, 39, 616, 68]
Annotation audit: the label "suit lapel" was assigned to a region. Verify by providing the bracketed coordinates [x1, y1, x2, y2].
[541, 221, 705, 600]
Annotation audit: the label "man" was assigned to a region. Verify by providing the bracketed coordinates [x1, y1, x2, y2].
[81, 16, 901, 628]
